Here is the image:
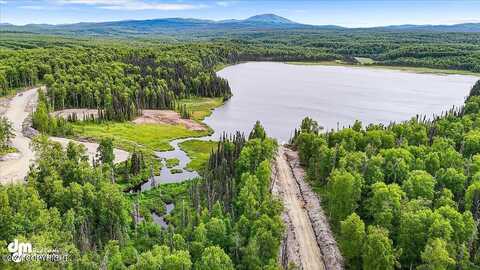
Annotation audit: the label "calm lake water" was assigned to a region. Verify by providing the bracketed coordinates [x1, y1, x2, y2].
[204, 62, 479, 143]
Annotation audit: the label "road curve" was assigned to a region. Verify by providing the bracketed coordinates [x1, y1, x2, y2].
[0, 88, 38, 184]
[275, 146, 326, 270]
[0, 88, 129, 184]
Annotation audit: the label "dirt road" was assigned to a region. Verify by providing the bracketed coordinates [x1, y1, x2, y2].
[0, 88, 38, 184]
[0, 88, 128, 184]
[275, 146, 326, 270]
[50, 137, 129, 164]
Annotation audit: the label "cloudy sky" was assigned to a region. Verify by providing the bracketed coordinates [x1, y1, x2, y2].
[1, 0, 479, 27]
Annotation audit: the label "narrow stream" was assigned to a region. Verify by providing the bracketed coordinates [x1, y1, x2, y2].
[140, 136, 212, 192]
[138, 135, 212, 226]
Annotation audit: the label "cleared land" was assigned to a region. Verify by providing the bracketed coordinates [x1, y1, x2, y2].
[0, 88, 128, 184]
[53, 109, 207, 131]
[133, 110, 206, 131]
[65, 97, 222, 154]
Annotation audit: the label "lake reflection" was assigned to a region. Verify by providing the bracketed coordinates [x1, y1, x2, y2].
[204, 62, 479, 143]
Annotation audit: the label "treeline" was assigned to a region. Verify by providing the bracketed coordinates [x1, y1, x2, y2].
[166, 123, 283, 269]
[0, 44, 233, 121]
[292, 80, 480, 269]
[32, 91, 73, 136]
[228, 30, 480, 72]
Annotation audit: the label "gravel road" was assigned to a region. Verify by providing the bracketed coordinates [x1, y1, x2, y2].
[275, 146, 326, 270]
[0, 88, 128, 184]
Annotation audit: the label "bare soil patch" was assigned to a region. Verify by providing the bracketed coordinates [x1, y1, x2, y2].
[133, 110, 206, 131]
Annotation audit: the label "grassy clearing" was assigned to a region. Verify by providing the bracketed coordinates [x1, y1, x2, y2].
[286, 61, 480, 76]
[165, 158, 180, 168]
[72, 122, 210, 152]
[179, 139, 217, 171]
[177, 97, 224, 121]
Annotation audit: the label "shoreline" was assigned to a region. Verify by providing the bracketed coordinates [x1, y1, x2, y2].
[285, 61, 480, 77]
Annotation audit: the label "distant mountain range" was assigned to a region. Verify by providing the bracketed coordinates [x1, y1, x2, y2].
[2, 14, 480, 37]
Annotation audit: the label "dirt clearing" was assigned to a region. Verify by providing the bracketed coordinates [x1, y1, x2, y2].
[133, 110, 206, 131]
[53, 109, 206, 131]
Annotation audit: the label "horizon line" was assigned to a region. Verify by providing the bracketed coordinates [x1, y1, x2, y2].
[2, 14, 480, 28]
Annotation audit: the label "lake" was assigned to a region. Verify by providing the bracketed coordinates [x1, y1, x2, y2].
[204, 62, 479, 143]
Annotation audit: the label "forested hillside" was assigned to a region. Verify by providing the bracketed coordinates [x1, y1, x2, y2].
[292, 81, 480, 269]
[223, 30, 480, 72]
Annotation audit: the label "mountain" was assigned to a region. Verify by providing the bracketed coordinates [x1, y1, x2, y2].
[2, 14, 480, 37]
[0, 14, 305, 36]
[243, 14, 296, 24]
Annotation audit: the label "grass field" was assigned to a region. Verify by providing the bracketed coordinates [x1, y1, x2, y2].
[72, 122, 210, 152]
[177, 97, 224, 121]
[179, 139, 217, 171]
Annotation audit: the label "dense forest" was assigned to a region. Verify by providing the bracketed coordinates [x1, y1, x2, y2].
[167, 127, 282, 269]
[292, 81, 480, 269]
[222, 30, 480, 72]
[0, 122, 281, 269]
[0, 43, 232, 121]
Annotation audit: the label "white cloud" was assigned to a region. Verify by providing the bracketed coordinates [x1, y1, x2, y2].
[0, 1, 7, 4]
[216, 1, 236, 7]
[20, 5, 48, 10]
[57, 0, 130, 4]
[103, 2, 205, 11]
[55, 0, 205, 10]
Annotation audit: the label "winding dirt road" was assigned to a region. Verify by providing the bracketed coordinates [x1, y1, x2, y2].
[0, 88, 129, 184]
[275, 147, 326, 270]
[0, 88, 38, 184]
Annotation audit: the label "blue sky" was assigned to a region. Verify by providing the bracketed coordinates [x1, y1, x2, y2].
[1, 0, 479, 27]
